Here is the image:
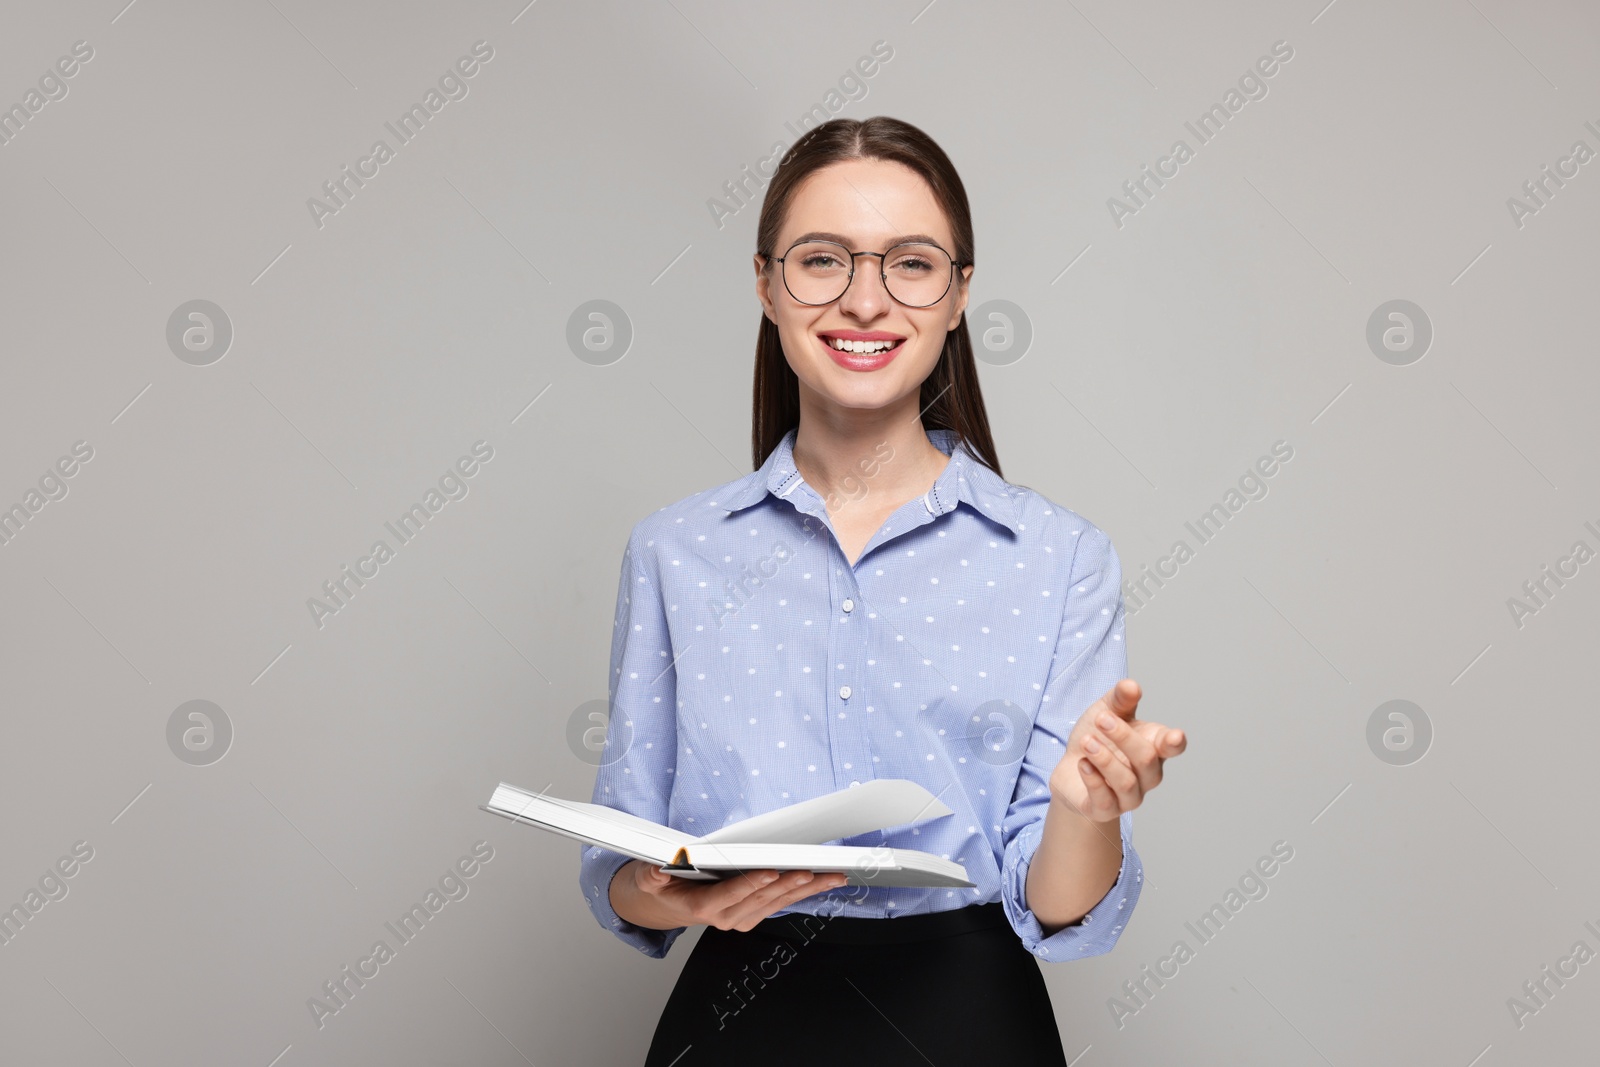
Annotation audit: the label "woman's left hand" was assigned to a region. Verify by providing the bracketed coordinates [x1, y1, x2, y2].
[1048, 678, 1187, 823]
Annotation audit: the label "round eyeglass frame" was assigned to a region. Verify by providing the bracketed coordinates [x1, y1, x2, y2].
[761, 239, 970, 309]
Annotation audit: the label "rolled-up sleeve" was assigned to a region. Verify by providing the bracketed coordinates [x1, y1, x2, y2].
[577, 525, 686, 958]
[999, 522, 1143, 961]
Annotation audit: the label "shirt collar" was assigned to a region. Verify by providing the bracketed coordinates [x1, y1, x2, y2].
[715, 426, 1023, 536]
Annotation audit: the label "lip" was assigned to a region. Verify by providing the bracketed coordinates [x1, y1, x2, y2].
[817, 330, 906, 372]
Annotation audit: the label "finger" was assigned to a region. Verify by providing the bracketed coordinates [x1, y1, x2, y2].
[642, 864, 671, 888]
[1132, 720, 1188, 759]
[1077, 680, 1141, 746]
[1094, 710, 1162, 791]
[1102, 678, 1142, 721]
[705, 868, 786, 909]
[736, 868, 827, 913]
[1077, 757, 1119, 820]
[728, 870, 843, 929]
[763, 871, 848, 916]
[1083, 733, 1141, 809]
[1088, 721, 1135, 769]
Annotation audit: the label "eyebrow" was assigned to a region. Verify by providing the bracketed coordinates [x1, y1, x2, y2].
[787, 231, 949, 250]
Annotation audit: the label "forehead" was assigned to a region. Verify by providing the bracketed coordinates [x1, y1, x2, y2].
[779, 158, 953, 249]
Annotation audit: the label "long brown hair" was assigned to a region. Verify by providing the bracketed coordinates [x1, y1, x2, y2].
[751, 116, 1003, 480]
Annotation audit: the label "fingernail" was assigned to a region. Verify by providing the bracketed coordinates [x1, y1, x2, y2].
[1097, 713, 1115, 730]
[1084, 737, 1101, 754]
[794, 872, 812, 884]
[760, 873, 778, 884]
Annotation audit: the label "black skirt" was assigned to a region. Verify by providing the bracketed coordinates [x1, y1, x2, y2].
[643, 901, 1069, 1066]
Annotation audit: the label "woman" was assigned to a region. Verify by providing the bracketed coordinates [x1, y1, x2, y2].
[579, 116, 1187, 1065]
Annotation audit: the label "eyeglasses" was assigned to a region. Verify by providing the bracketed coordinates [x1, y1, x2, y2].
[762, 239, 967, 309]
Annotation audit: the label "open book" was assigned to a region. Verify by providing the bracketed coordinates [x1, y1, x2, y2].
[481, 778, 974, 888]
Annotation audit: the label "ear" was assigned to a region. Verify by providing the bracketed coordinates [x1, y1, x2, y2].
[754, 252, 776, 323]
[947, 262, 974, 331]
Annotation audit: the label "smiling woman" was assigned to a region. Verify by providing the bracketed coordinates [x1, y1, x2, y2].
[581, 116, 1186, 1066]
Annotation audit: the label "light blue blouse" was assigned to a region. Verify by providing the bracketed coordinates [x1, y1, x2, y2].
[579, 426, 1142, 961]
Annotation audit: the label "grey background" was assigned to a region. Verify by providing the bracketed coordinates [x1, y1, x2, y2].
[2, 0, 1595, 1063]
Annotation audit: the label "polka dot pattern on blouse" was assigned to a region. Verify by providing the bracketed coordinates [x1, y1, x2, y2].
[578, 427, 1142, 961]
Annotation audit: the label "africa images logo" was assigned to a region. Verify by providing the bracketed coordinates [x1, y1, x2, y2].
[306, 41, 495, 230]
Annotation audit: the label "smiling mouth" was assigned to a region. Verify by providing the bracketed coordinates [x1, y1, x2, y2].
[817, 333, 906, 355]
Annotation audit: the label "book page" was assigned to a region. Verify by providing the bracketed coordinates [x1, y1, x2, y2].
[530, 791, 696, 847]
[485, 784, 693, 865]
[678, 842, 974, 888]
[696, 778, 955, 846]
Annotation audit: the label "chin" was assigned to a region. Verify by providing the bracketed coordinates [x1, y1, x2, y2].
[815, 376, 918, 411]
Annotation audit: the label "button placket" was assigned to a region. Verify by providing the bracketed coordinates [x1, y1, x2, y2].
[826, 541, 871, 790]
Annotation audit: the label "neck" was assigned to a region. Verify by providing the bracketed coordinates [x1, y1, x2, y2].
[789, 399, 951, 512]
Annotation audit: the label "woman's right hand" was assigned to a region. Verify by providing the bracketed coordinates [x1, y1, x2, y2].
[610, 858, 850, 933]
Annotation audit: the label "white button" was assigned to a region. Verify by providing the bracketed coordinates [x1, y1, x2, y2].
[842, 598, 854, 613]
[839, 685, 852, 700]
[849, 780, 860, 787]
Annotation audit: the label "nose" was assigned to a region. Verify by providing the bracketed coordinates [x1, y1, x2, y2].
[837, 255, 892, 320]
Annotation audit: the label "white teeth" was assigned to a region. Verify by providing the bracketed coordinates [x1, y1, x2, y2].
[827, 337, 898, 353]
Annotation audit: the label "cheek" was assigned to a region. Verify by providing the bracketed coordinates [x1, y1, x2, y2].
[908, 323, 949, 364]
[782, 323, 821, 363]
